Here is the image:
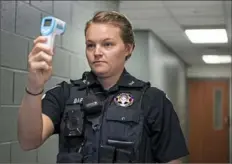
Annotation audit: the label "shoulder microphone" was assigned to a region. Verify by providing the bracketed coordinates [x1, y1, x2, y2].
[81, 72, 102, 116]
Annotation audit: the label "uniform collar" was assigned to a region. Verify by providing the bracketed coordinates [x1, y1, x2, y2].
[70, 71, 98, 88]
[70, 68, 147, 90]
[116, 69, 146, 88]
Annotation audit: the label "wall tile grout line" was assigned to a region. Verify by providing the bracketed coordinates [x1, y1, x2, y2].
[14, 1, 17, 34]
[12, 71, 15, 104]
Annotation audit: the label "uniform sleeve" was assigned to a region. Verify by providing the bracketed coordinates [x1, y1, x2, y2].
[148, 91, 189, 162]
[41, 84, 65, 134]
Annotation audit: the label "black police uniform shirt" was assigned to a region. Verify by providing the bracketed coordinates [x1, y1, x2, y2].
[41, 69, 189, 162]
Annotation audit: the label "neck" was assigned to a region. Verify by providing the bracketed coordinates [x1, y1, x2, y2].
[97, 68, 124, 90]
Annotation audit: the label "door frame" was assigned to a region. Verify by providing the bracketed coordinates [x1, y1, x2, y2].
[186, 77, 231, 163]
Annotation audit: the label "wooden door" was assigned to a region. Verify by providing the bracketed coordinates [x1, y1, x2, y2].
[188, 79, 230, 163]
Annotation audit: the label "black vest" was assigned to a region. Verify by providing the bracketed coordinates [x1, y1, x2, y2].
[56, 81, 152, 163]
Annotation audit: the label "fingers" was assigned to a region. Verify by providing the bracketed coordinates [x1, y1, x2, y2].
[30, 51, 53, 66]
[28, 36, 54, 72]
[31, 36, 54, 55]
[29, 61, 52, 72]
[31, 42, 53, 56]
[33, 36, 47, 46]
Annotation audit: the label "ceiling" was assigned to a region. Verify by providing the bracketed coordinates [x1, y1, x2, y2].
[119, 1, 232, 67]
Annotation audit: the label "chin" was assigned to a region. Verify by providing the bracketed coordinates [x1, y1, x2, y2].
[92, 67, 109, 77]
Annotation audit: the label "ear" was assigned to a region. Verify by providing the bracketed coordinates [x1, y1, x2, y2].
[125, 43, 134, 58]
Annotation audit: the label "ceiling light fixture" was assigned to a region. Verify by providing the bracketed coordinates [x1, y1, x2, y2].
[185, 29, 228, 44]
[202, 55, 231, 64]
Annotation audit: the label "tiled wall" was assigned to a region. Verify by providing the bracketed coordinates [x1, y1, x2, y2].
[0, 1, 118, 163]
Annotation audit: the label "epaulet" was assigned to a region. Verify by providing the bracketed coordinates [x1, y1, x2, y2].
[44, 81, 67, 92]
[53, 80, 81, 103]
[122, 73, 151, 88]
[42, 81, 70, 100]
[134, 78, 150, 88]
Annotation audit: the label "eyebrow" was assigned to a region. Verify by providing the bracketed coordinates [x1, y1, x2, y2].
[86, 38, 114, 43]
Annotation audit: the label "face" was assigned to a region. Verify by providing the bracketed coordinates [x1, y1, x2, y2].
[85, 23, 132, 78]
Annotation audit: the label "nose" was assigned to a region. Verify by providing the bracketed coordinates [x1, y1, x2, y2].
[94, 45, 103, 56]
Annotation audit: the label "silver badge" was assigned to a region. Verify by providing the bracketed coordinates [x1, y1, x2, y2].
[114, 93, 134, 107]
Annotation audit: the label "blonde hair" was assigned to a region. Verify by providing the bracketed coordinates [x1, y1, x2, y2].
[85, 11, 135, 60]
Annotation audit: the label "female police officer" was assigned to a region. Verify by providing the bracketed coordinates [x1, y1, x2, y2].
[17, 11, 189, 163]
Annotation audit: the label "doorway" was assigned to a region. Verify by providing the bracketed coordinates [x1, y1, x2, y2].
[188, 79, 230, 163]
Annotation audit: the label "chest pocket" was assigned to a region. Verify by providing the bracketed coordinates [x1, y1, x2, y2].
[105, 105, 143, 148]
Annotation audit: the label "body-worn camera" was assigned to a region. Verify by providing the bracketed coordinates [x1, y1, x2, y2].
[63, 108, 84, 137]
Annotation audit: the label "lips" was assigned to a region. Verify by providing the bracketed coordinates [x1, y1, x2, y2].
[93, 61, 105, 64]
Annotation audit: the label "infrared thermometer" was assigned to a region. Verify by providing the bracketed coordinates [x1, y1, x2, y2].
[40, 16, 66, 48]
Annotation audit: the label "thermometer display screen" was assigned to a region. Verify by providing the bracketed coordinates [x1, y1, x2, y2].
[44, 19, 52, 26]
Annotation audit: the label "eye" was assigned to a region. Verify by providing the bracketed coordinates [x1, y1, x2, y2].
[103, 42, 113, 47]
[86, 43, 95, 49]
